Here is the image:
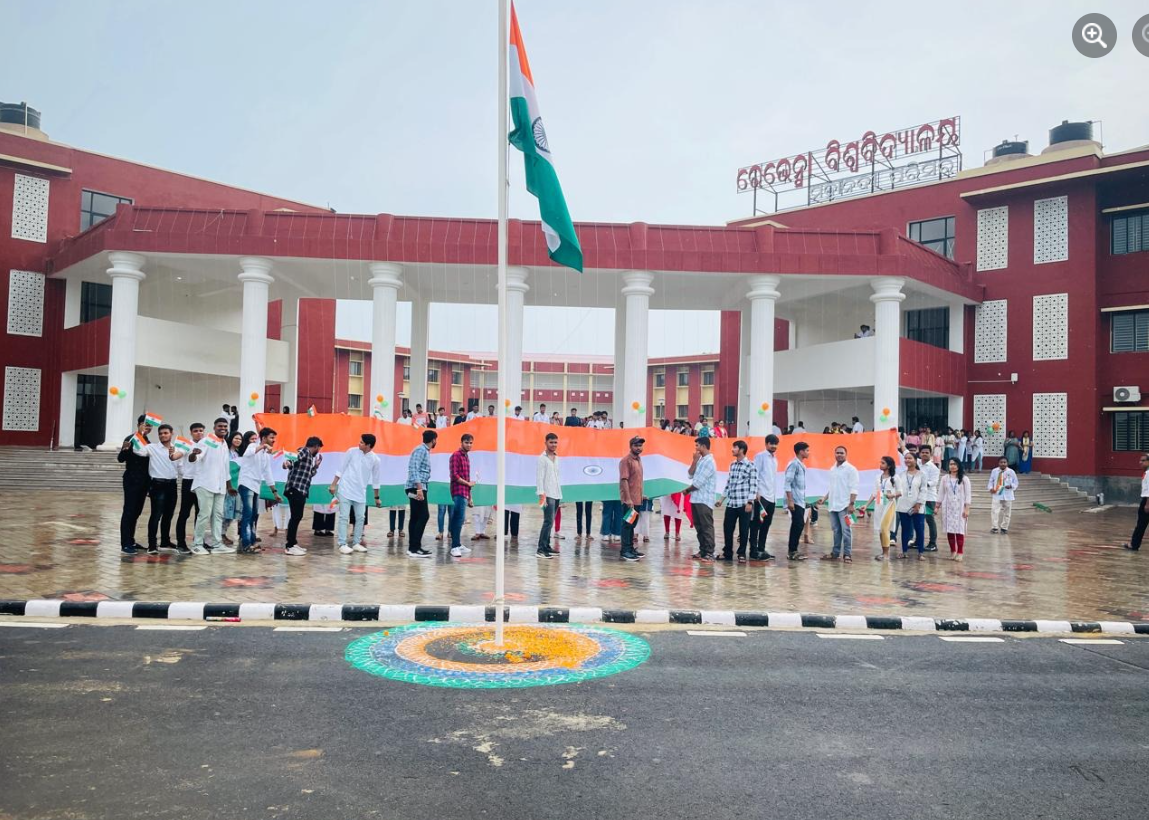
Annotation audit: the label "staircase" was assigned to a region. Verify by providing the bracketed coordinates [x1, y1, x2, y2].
[965, 470, 1093, 515]
[0, 446, 124, 492]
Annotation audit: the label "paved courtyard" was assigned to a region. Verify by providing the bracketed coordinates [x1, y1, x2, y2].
[2, 490, 1146, 622]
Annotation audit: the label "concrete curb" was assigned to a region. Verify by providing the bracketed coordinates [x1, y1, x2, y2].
[1, 600, 1147, 635]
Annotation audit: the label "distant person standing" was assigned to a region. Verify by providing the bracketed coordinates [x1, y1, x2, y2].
[819, 445, 859, 562]
[533, 404, 549, 423]
[412, 404, 430, 428]
[328, 433, 381, 555]
[749, 433, 779, 561]
[187, 417, 235, 555]
[939, 457, 971, 561]
[404, 429, 437, 557]
[918, 444, 940, 552]
[783, 441, 811, 561]
[144, 423, 184, 554]
[565, 408, 582, 427]
[448, 434, 477, 558]
[174, 422, 206, 554]
[396, 409, 414, 427]
[617, 436, 648, 562]
[436, 407, 451, 429]
[685, 436, 718, 562]
[986, 457, 1018, 534]
[896, 451, 926, 560]
[282, 436, 323, 557]
[117, 415, 153, 554]
[1122, 453, 1149, 552]
[720, 440, 756, 563]
[536, 432, 562, 559]
[851, 417, 863, 434]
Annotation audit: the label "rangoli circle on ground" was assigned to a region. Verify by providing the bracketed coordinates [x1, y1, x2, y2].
[345, 623, 650, 688]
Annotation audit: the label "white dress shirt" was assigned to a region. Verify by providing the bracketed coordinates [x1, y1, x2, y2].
[190, 436, 231, 494]
[335, 447, 380, 503]
[753, 449, 777, 501]
[396, 416, 413, 427]
[536, 452, 562, 499]
[793, 426, 806, 434]
[919, 460, 940, 504]
[436, 415, 450, 428]
[146, 442, 179, 480]
[510, 413, 526, 422]
[895, 470, 924, 513]
[987, 467, 1018, 501]
[238, 446, 276, 494]
[852, 421, 864, 434]
[1141, 469, 1149, 498]
[532, 412, 549, 423]
[825, 461, 860, 512]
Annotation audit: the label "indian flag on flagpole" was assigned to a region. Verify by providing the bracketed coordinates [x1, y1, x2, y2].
[508, 2, 583, 273]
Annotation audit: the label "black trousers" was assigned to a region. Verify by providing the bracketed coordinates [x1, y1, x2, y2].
[621, 505, 638, 553]
[146, 478, 178, 547]
[1131, 499, 1149, 551]
[722, 505, 751, 559]
[408, 494, 430, 549]
[748, 499, 775, 556]
[787, 504, 806, 555]
[120, 476, 149, 548]
[504, 510, 520, 537]
[389, 509, 406, 532]
[285, 488, 308, 547]
[575, 501, 593, 535]
[175, 478, 199, 546]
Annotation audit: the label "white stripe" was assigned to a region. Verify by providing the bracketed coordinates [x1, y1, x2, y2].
[901, 616, 937, 632]
[308, 604, 345, 622]
[24, 599, 61, 617]
[939, 636, 1005, 642]
[1098, 621, 1136, 634]
[0, 621, 68, 628]
[700, 610, 736, 626]
[687, 630, 746, 637]
[96, 601, 135, 619]
[508, 606, 539, 624]
[449, 605, 488, 623]
[135, 625, 206, 631]
[274, 626, 343, 632]
[1034, 619, 1072, 633]
[834, 615, 868, 630]
[1060, 638, 1123, 645]
[378, 604, 417, 622]
[635, 609, 670, 624]
[767, 612, 802, 628]
[817, 633, 884, 640]
[167, 602, 206, 621]
[966, 618, 1003, 632]
[238, 603, 276, 621]
[568, 607, 603, 623]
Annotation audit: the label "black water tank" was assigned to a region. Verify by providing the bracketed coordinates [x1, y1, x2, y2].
[993, 140, 1029, 158]
[1049, 120, 1092, 145]
[0, 102, 41, 129]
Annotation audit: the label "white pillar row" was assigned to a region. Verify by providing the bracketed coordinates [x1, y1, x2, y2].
[612, 295, 626, 424]
[870, 277, 905, 432]
[279, 295, 299, 413]
[407, 296, 429, 412]
[99, 251, 146, 450]
[58, 371, 77, 449]
[746, 275, 781, 437]
[621, 271, 654, 428]
[737, 306, 751, 437]
[504, 266, 529, 412]
[368, 262, 403, 420]
[948, 302, 965, 354]
[948, 395, 965, 431]
[238, 257, 275, 426]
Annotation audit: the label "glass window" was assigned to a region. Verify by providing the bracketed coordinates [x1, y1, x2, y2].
[1111, 212, 1149, 255]
[901, 397, 948, 433]
[701, 369, 715, 386]
[427, 368, 439, 383]
[654, 371, 665, 388]
[677, 370, 689, 387]
[347, 394, 362, 410]
[653, 404, 665, 419]
[348, 360, 363, 376]
[908, 216, 956, 258]
[702, 404, 714, 417]
[676, 404, 689, 418]
[403, 365, 410, 380]
[80, 189, 132, 232]
[79, 281, 112, 323]
[1111, 311, 1149, 353]
[451, 368, 462, 385]
[427, 400, 438, 414]
[1113, 412, 1149, 451]
[904, 307, 950, 350]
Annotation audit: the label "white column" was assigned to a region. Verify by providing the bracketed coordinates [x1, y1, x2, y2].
[63, 277, 82, 329]
[870, 277, 906, 431]
[621, 271, 654, 427]
[99, 251, 146, 450]
[58, 372, 77, 448]
[408, 296, 429, 410]
[949, 302, 965, 354]
[948, 395, 965, 431]
[279, 296, 299, 412]
[612, 297, 626, 423]
[746, 275, 781, 437]
[505, 267, 529, 411]
[737, 306, 751, 437]
[238, 257, 274, 426]
[368, 262, 403, 420]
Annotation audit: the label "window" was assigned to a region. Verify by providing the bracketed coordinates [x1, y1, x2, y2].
[427, 400, 438, 413]
[401, 398, 410, 413]
[904, 307, 950, 350]
[451, 368, 462, 385]
[347, 394, 362, 410]
[653, 404, 665, 419]
[1112, 310, 1149, 353]
[80, 281, 112, 323]
[677, 370, 689, 387]
[902, 397, 948, 433]
[348, 359, 363, 376]
[701, 369, 715, 386]
[1111, 211, 1149, 255]
[701, 404, 714, 418]
[908, 216, 955, 259]
[654, 371, 665, 388]
[427, 367, 439, 383]
[80, 190, 132, 232]
[1113, 411, 1149, 452]
[403, 365, 411, 380]
[676, 404, 689, 418]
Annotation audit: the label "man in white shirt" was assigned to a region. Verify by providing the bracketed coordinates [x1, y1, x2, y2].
[851, 417, 864, 434]
[237, 427, 283, 553]
[144, 423, 185, 554]
[770, 423, 782, 437]
[535, 432, 562, 558]
[511, 405, 526, 421]
[532, 404, 549, 423]
[793, 421, 807, 434]
[819, 445, 860, 561]
[328, 433, 383, 554]
[1121, 453, 1149, 552]
[750, 434, 779, 561]
[187, 417, 235, 555]
[486, 404, 497, 417]
[917, 444, 940, 551]
[986, 457, 1019, 534]
[435, 408, 451, 429]
[175, 422, 206, 554]
[396, 409, 414, 426]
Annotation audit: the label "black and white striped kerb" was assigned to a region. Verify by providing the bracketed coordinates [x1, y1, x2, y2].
[1, 600, 1148, 635]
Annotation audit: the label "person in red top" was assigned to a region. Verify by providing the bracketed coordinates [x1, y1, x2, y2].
[618, 436, 648, 562]
[448, 434, 477, 558]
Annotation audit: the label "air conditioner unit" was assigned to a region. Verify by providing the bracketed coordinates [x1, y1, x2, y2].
[1114, 386, 1142, 403]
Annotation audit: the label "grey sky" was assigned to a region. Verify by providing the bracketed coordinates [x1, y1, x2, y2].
[6, 0, 1147, 354]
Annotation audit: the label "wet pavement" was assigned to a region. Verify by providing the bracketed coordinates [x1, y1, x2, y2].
[2, 490, 1147, 622]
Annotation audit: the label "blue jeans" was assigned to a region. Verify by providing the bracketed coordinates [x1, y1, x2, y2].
[538, 497, 559, 551]
[829, 509, 853, 557]
[437, 504, 449, 534]
[337, 498, 367, 547]
[600, 500, 623, 537]
[449, 495, 468, 548]
[239, 486, 259, 548]
[899, 511, 925, 554]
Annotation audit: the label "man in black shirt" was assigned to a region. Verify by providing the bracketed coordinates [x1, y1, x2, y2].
[117, 415, 152, 554]
[564, 408, 582, 427]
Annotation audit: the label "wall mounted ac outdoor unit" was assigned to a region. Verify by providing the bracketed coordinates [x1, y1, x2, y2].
[1113, 386, 1142, 403]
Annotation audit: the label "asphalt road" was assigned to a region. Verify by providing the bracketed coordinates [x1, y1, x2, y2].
[2, 624, 1148, 820]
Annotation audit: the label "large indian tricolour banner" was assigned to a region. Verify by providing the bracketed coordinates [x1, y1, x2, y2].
[254, 414, 900, 508]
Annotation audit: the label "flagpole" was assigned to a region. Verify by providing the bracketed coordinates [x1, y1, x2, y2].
[494, 0, 510, 648]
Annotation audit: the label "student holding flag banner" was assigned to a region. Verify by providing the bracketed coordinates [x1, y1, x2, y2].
[144, 423, 185, 554]
[117, 415, 153, 554]
[187, 417, 235, 555]
[617, 436, 647, 562]
[283, 436, 323, 557]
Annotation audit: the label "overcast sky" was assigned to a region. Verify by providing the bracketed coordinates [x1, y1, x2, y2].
[6, 0, 1147, 354]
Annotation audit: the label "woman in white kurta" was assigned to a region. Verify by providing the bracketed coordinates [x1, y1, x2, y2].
[938, 457, 972, 561]
[870, 456, 901, 561]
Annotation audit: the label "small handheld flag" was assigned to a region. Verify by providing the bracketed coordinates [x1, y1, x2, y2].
[307, 405, 318, 418]
[623, 508, 639, 526]
[131, 432, 148, 451]
[203, 434, 222, 449]
[144, 412, 163, 427]
[173, 436, 192, 453]
[284, 450, 300, 464]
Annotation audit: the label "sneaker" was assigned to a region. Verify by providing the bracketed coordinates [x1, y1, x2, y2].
[634, 551, 645, 559]
[212, 544, 237, 554]
[550, 544, 561, 554]
[536, 549, 554, 559]
[450, 547, 464, 558]
[1001, 529, 1008, 534]
[338, 544, 354, 554]
[147, 546, 159, 555]
[408, 549, 432, 559]
[621, 552, 640, 562]
[284, 546, 307, 556]
[158, 542, 177, 552]
[188, 543, 209, 555]
[924, 544, 939, 552]
[352, 544, 368, 553]
[176, 543, 193, 555]
[459, 545, 473, 554]
[120, 545, 138, 555]
[991, 528, 999, 533]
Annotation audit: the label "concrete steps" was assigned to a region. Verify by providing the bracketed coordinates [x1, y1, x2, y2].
[961, 471, 1093, 515]
[0, 446, 123, 491]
